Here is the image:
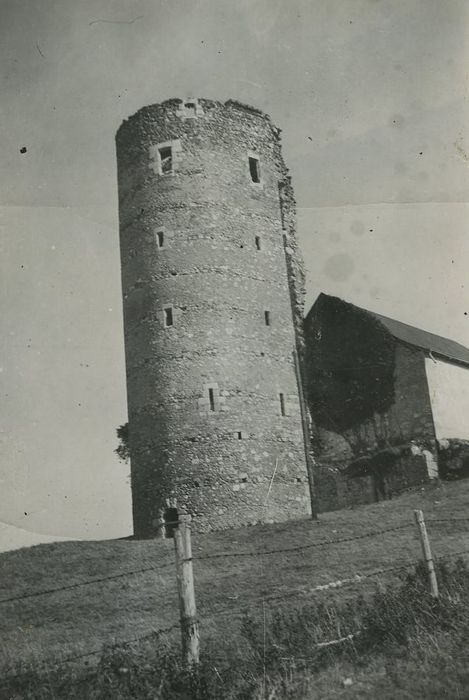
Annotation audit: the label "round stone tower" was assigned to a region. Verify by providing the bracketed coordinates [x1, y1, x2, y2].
[116, 98, 312, 536]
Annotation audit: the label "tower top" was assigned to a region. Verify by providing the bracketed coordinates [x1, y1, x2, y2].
[116, 98, 282, 140]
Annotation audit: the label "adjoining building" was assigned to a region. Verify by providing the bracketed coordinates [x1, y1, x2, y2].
[304, 293, 469, 512]
[116, 98, 313, 537]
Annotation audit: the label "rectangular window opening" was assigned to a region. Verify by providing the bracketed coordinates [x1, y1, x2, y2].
[164, 307, 173, 327]
[156, 230, 164, 248]
[255, 236, 261, 250]
[279, 392, 286, 417]
[249, 156, 261, 183]
[264, 310, 271, 326]
[237, 431, 242, 440]
[159, 146, 173, 175]
[208, 388, 215, 412]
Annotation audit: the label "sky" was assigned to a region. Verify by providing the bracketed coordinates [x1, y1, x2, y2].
[1, 0, 468, 551]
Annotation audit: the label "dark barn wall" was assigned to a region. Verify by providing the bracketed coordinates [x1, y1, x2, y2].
[305, 296, 435, 511]
[387, 344, 436, 448]
[340, 344, 437, 457]
[116, 99, 311, 536]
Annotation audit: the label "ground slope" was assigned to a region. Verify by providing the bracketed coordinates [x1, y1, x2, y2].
[0, 479, 468, 676]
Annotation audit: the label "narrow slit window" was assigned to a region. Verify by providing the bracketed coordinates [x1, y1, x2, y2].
[155, 230, 164, 248]
[249, 156, 261, 183]
[279, 392, 286, 417]
[237, 431, 242, 440]
[264, 310, 271, 326]
[159, 146, 173, 175]
[164, 306, 173, 327]
[255, 236, 261, 250]
[208, 388, 215, 412]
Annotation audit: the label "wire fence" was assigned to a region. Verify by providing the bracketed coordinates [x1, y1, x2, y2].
[0, 621, 182, 685]
[1, 518, 467, 608]
[1, 511, 468, 686]
[193, 522, 414, 562]
[0, 560, 175, 605]
[0, 522, 413, 608]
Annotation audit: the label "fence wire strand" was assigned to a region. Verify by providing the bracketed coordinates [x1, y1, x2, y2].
[1, 512, 467, 685]
[0, 560, 175, 605]
[0, 522, 416, 606]
[198, 559, 416, 622]
[0, 622, 181, 685]
[193, 522, 413, 563]
[436, 547, 469, 561]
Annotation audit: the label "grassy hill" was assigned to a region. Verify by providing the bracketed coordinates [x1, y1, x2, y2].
[0, 479, 468, 689]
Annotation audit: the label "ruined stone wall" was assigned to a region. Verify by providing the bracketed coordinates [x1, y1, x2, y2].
[386, 345, 436, 448]
[438, 439, 469, 479]
[304, 295, 437, 511]
[315, 465, 375, 513]
[339, 345, 437, 457]
[116, 98, 311, 536]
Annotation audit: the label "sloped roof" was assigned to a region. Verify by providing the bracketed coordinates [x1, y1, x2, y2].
[310, 294, 469, 367]
[369, 310, 469, 366]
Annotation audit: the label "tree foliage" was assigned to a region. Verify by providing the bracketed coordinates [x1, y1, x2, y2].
[115, 422, 130, 463]
[306, 296, 396, 435]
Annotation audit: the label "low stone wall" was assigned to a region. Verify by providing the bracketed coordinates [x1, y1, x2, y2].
[315, 451, 429, 513]
[315, 466, 374, 513]
[438, 439, 469, 480]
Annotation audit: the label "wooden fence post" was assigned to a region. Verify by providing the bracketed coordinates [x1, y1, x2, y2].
[414, 509, 439, 598]
[173, 514, 200, 666]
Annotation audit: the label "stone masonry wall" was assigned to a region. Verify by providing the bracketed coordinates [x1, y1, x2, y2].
[341, 344, 437, 457]
[304, 296, 437, 512]
[116, 98, 311, 536]
[310, 344, 436, 511]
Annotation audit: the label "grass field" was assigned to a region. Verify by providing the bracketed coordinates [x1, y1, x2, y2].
[0, 478, 468, 687]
